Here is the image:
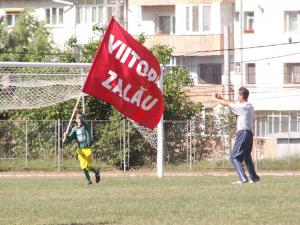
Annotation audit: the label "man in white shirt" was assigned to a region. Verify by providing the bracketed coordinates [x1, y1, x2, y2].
[213, 87, 260, 184]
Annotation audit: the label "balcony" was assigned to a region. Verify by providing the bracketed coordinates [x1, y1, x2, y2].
[185, 85, 224, 108]
[185, 84, 234, 108]
[142, 34, 228, 56]
[129, 0, 235, 5]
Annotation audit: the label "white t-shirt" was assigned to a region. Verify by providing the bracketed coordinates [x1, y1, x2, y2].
[228, 102, 254, 132]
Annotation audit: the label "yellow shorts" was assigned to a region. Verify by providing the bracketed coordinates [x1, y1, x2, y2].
[77, 148, 92, 170]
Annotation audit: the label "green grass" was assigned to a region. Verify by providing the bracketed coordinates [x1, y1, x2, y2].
[1, 176, 300, 225]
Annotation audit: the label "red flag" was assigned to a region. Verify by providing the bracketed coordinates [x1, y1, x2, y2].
[82, 18, 164, 129]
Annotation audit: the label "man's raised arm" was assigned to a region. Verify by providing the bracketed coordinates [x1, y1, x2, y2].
[212, 93, 233, 106]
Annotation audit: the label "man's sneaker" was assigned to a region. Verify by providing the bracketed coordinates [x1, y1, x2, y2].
[232, 180, 248, 185]
[248, 179, 260, 184]
[86, 180, 92, 185]
[95, 171, 100, 183]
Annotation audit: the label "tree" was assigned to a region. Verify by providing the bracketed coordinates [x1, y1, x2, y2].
[0, 9, 54, 62]
[0, 20, 8, 51]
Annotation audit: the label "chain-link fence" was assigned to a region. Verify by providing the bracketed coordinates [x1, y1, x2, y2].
[1, 119, 300, 172]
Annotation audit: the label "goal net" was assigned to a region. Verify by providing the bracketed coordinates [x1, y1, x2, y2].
[0, 62, 90, 110]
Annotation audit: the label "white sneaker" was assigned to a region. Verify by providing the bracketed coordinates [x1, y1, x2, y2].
[248, 180, 260, 184]
[232, 180, 247, 185]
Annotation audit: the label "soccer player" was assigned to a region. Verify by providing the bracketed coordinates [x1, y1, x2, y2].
[212, 87, 260, 184]
[63, 112, 100, 185]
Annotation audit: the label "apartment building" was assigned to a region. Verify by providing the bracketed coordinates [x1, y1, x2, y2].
[233, 0, 300, 158]
[0, 0, 234, 87]
[0, 0, 126, 47]
[128, 0, 235, 87]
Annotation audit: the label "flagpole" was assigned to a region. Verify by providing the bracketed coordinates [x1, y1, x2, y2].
[63, 92, 82, 142]
[157, 65, 164, 178]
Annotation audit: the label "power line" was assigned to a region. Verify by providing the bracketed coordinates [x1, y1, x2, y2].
[185, 41, 300, 56]
[0, 51, 78, 56]
[1, 40, 300, 57]
[234, 52, 300, 64]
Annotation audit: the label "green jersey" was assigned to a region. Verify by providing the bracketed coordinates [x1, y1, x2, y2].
[67, 123, 93, 148]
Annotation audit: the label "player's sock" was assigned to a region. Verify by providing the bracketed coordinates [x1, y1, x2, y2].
[90, 167, 100, 183]
[83, 169, 91, 182]
[90, 167, 98, 174]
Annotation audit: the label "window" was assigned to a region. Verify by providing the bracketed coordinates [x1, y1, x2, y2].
[45, 8, 64, 25]
[203, 6, 211, 31]
[158, 16, 175, 34]
[174, 56, 188, 71]
[268, 113, 280, 134]
[284, 63, 300, 84]
[6, 13, 19, 26]
[192, 6, 199, 32]
[286, 11, 300, 32]
[198, 64, 222, 84]
[255, 113, 267, 137]
[77, 0, 124, 25]
[246, 63, 256, 84]
[186, 7, 190, 31]
[257, 112, 300, 136]
[85, 6, 92, 23]
[92, 6, 97, 23]
[98, 6, 104, 23]
[290, 112, 298, 132]
[244, 12, 254, 33]
[281, 113, 289, 133]
[185, 5, 212, 33]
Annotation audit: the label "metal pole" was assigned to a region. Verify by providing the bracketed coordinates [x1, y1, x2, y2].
[240, 0, 244, 86]
[123, 120, 126, 172]
[288, 123, 291, 169]
[90, 120, 93, 139]
[224, 25, 231, 100]
[127, 120, 130, 169]
[125, 0, 129, 30]
[157, 66, 164, 177]
[186, 120, 189, 166]
[25, 120, 28, 169]
[119, 122, 122, 169]
[55, 120, 57, 167]
[224, 25, 232, 157]
[189, 120, 192, 172]
[57, 119, 61, 172]
[254, 116, 257, 171]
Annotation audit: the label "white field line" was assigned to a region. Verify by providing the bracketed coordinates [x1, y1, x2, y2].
[1, 171, 300, 178]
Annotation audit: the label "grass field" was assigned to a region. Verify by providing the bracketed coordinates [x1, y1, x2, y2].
[1, 175, 300, 225]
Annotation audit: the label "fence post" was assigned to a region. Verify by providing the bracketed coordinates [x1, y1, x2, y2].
[57, 119, 61, 172]
[91, 120, 93, 139]
[186, 120, 189, 168]
[55, 120, 57, 167]
[25, 120, 28, 169]
[127, 120, 130, 169]
[123, 120, 126, 172]
[254, 118, 257, 171]
[288, 127, 291, 169]
[189, 120, 192, 172]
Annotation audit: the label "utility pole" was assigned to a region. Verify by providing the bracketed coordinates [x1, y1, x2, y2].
[224, 25, 232, 157]
[240, 0, 244, 86]
[157, 66, 164, 178]
[224, 26, 231, 100]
